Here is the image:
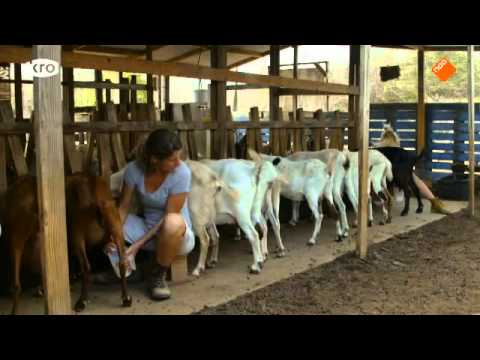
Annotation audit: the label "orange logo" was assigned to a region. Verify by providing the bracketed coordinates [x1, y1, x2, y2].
[432, 58, 456, 81]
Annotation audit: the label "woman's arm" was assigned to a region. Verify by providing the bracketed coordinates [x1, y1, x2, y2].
[118, 184, 134, 225]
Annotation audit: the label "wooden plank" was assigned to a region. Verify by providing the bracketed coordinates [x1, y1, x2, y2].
[62, 68, 83, 174]
[313, 110, 326, 150]
[0, 47, 360, 95]
[297, 108, 308, 151]
[182, 104, 199, 160]
[95, 70, 103, 110]
[357, 45, 371, 260]
[210, 46, 227, 159]
[33, 45, 71, 315]
[226, 106, 236, 158]
[278, 109, 289, 156]
[0, 101, 29, 176]
[251, 107, 263, 152]
[105, 103, 127, 171]
[0, 116, 356, 135]
[468, 45, 476, 217]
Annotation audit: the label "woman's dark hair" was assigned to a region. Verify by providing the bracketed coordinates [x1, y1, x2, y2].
[138, 129, 182, 172]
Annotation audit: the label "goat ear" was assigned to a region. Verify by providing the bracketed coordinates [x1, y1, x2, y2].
[272, 157, 282, 166]
[247, 148, 262, 163]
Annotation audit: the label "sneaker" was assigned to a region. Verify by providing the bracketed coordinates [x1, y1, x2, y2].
[149, 265, 171, 301]
[430, 198, 452, 215]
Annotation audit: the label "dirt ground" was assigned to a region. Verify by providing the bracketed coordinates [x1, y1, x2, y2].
[196, 208, 480, 315]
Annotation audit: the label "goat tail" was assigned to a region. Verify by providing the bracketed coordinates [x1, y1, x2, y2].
[385, 162, 394, 182]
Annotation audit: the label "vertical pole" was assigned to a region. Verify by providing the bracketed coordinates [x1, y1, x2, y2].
[210, 46, 227, 159]
[357, 45, 371, 259]
[468, 45, 476, 217]
[348, 45, 360, 150]
[33, 45, 71, 315]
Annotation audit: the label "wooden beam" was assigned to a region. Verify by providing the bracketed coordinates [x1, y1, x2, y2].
[227, 47, 263, 57]
[0, 47, 358, 95]
[0, 117, 355, 135]
[468, 45, 476, 217]
[73, 45, 146, 57]
[210, 46, 227, 159]
[33, 45, 71, 315]
[357, 45, 371, 260]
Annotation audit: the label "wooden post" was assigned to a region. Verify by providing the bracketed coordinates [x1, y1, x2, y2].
[269, 45, 281, 155]
[14, 64, 23, 122]
[468, 45, 476, 217]
[146, 46, 154, 105]
[210, 46, 227, 159]
[348, 45, 360, 150]
[95, 70, 103, 111]
[0, 102, 29, 176]
[249, 107, 262, 152]
[226, 106, 236, 158]
[357, 45, 371, 259]
[164, 75, 170, 110]
[105, 102, 127, 171]
[296, 108, 308, 150]
[62, 68, 83, 174]
[33, 45, 71, 314]
[313, 110, 326, 150]
[119, 75, 130, 155]
[417, 49, 426, 154]
[0, 135, 6, 197]
[182, 104, 199, 160]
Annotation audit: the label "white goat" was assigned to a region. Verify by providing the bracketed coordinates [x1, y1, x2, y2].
[259, 153, 336, 246]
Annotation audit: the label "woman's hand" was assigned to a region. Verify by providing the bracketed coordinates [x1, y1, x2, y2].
[125, 242, 141, 259]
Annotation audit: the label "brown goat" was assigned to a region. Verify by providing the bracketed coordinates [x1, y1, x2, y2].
[4, 176, 41, 315]
[5, 174, 132, 314]
[65, 174, 132, 312]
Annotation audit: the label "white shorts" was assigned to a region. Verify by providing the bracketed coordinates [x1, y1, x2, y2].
[123, 214, 195, 256]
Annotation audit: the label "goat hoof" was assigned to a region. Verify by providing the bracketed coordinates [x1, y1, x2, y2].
[368, 221, 373, 227]
[401, 211, 408, 217]
[386, 218, 392, 224]
[416, 208, 423, 214]
[276, 250, 286, 258]
[335, 236, 343, 243]
[249, 265, 261, 274]
[379, 221, 385, 226]
[206, 260, 217, 269]
[192, 268, 202, 277]
[289, 221, 297, 227]
[122, 296, 132, 308]
[307, 240, 315, 247]
[75, 300, 88, 313]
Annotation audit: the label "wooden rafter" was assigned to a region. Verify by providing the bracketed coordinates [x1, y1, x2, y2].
[227, 45, 291, 69]
[0, 47, 358, 95]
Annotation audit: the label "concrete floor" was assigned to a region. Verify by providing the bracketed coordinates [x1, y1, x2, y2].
[0, 199, 467, 315]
